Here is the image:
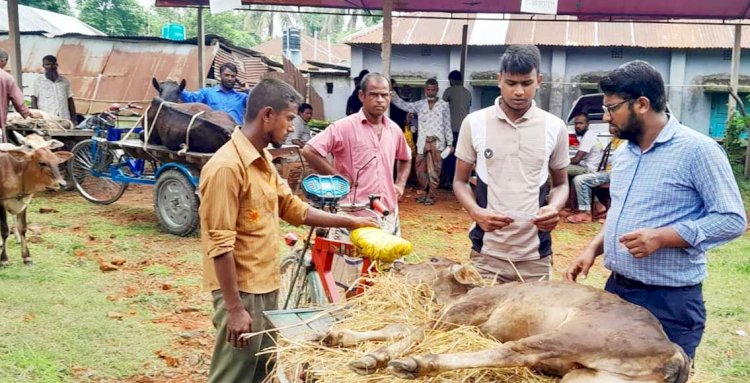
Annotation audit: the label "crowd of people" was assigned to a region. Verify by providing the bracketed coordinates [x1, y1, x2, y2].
[0, 41, 743, 382]
[196, 43, 746, 383]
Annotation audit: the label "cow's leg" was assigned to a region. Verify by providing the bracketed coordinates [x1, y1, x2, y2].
[348, 323, 433, 375]
[319, 323, 412, 347]
[17, 210, 31, 264]
[0, 206, 8, 266]
[387, 333, 564, 379]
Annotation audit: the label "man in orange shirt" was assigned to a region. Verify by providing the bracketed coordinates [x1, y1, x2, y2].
[199, 78, 376, 383]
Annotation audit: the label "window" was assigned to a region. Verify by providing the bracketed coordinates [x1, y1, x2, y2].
[421, 46, 432, 56]
[611, 48, 623, 59]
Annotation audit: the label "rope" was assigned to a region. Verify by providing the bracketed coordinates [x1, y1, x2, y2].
[177, 110, 206, 156]
[142, 101, 176, 150]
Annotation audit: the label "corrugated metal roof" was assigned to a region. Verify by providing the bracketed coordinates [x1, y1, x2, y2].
[252, 34, 351, 70]
[347, 16, 750, 49]
[0, 34, 273, 114]
[155, 0, 750, 20]
[0, 1, 104, 36]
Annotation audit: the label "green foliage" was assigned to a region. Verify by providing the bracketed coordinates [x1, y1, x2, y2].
[77, 0, 147, 36]
[723, 111, 749, 157]
[19, 0, 71, 15]
[144, 7, 260, 49]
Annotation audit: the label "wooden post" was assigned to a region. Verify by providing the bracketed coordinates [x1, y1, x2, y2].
[729, 25, 741, 117]
[381, 0, 393, 79]
[197, 6, 206, 88]
[460, 24, 468, 79]
[8, 0, 22, 88]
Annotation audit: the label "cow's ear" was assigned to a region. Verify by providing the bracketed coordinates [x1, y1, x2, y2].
[152, 77, 160, 92]
[47, 139, 64, 150]
[54, 151, 73, 163]
[6, 150, 30, 162]
[451, 264, 483, 285]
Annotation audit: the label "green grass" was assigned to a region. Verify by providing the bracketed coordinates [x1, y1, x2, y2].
[2, 190, 749, 381]
[0, 195, 174, 382]
[0, 234, 169, 381]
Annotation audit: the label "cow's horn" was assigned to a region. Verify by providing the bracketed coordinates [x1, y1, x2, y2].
[12, 130, 26, 144]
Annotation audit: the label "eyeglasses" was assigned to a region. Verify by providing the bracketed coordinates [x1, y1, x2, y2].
[602, 99, 631, 115]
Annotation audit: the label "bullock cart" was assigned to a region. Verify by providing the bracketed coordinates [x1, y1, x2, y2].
[67, 121, 305, 236]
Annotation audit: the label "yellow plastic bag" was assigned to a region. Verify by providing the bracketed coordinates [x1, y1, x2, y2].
[403, 127, 417, 153]
[350, 227, 413, 262]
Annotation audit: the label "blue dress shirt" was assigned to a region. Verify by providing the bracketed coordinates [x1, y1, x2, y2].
[181, 86, 248, 125]
[604, 116, 746, 287]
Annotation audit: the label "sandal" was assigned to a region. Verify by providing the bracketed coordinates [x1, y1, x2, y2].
[416, 196, 427, 204]
[422, 197, 435, 205]
[565, 213, 591, 224]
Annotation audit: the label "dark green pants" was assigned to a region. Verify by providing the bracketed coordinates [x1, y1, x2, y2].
[209, 290, 278, 383]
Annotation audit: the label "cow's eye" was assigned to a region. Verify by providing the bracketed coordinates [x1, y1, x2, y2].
[430, 257, 439, 263]
[39, 162, 49, 168]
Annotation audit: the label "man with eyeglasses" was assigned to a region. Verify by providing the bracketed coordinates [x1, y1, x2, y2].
[566, 60, 746, 362]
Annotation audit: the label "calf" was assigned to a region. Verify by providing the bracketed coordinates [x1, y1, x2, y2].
[319, 257, 690, 383]
[0, 133, 72, 266]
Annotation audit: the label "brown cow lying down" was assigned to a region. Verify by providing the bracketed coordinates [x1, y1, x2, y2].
[0, 133, 72, 266]
[317, 257, 690, 383]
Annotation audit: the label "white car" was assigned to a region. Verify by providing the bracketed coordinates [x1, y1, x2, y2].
[566, 93, 673, 157]
[566, 94, 613, 158]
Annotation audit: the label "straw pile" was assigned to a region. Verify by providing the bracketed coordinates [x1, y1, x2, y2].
[268, 272, 559, 383]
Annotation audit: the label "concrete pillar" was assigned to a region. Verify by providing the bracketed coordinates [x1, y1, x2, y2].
[668, 49, 687, 120]
[548, 47, 566, 118]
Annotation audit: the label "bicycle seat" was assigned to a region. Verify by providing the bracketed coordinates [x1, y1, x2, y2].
[302, 174, 350, 205]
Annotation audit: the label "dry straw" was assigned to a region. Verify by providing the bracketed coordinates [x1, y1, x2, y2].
[267, 272, 559, 383]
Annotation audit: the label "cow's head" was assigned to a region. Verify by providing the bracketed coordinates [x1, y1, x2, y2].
[392, 257, 483, 303]
[152, 77, 186, 103]
[4, 133, 73, 192]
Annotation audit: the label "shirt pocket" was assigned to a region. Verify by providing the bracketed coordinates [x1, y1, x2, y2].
[238, 187, 275, 233]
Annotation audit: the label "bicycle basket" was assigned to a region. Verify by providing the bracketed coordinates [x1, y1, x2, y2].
[302, 175, 350, 205]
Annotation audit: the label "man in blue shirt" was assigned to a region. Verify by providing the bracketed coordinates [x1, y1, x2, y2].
[181, 62, 248, 125]
[565, 61, 746, 361]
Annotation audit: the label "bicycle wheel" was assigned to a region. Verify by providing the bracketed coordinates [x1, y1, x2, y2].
[279, 253, 327, 309]
[68, 139, 127, 205]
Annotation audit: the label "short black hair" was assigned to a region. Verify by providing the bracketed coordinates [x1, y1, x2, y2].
[42, 55, 57, 64]
[0, 49, 7, 61]
[298, 103, 312, 113]
[219, 62, 238, 74]
[360, 72, 388, 93]
[425, 78, 439, 87]
[574, 113, 589, 121]
[598, 60, 667, 113]
[448, 70, 462, 82]
[499, 45, 541, 75]
[244, 78, 302, 121]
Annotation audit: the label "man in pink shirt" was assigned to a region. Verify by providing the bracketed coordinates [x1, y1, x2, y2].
[303, 73, 412, 235]
[0, 50, 35, 143]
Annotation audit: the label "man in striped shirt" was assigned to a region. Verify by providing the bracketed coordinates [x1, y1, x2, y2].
[566, 61, 746, 361]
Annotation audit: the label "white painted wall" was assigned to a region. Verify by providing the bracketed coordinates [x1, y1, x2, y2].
[310, 75, 351, 121]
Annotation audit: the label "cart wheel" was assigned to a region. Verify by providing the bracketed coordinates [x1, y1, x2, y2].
[154, 169, 199, 237]
[279, 253, 327, 309]
[68, 139, 127, 205]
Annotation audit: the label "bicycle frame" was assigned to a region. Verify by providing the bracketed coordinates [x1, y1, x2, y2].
[281, 201, 383, 309]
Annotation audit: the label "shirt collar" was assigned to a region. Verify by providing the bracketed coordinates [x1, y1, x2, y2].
[216, 86, 237, 95]
[653, 114, 679, 145]
[494, 97, 538, 123]
[230, 127, 271, 169]
[626, 114, 679, 154]
[357, 109, 387, 126]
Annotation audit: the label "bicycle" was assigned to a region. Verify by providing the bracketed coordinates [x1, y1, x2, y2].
[68, 103, 153, 205]
[278, 174, 392, 310]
